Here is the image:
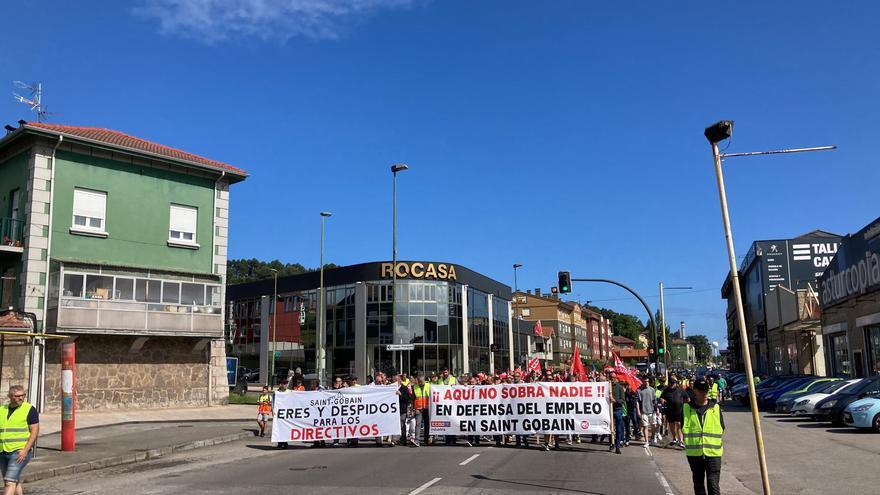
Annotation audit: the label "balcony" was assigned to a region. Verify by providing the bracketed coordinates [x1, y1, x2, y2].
[0, 218, 24, 254]
[49, 298, 223, 337]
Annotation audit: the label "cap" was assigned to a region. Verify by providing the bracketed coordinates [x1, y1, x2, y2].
[694, 380, 710, 392]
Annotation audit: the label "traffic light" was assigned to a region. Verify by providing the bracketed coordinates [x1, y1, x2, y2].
[558, 271, 572, 294]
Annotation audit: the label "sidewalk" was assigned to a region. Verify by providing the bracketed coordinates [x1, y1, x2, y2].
[25, 404, 258, 483]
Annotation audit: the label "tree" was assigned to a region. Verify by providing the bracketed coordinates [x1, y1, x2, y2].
[585, 305, 646, 347]
[226, 258, 338, 285]
[686, 335, 713, 363]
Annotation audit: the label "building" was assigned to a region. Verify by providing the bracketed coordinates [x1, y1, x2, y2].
[511, 290, 613, 368]
[818, 217, 880, 378]
[612, 335, 649, 366]
[722, 230, 841, 376]
[0, 121, 246, 410]
[670, 338, 695, 368]
[226, 261, 511, 383]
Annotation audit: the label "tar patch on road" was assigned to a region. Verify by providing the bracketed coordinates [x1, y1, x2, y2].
[289, 465, 328, 471]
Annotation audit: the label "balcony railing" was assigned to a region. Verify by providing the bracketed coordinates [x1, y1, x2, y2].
[50, 297, 223, 337]
[0, 218, 24, 250]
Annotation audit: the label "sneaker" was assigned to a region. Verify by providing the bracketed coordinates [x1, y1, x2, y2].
[543, 444, 551, 451]
[411, 442, 420, 448]
[644, 441, 650, 447]
[615, 448, 622, 454]
[464, 440, 473, 447]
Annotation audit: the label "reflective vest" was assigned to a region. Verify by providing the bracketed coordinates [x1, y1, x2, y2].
[441, 376, 457, 385]
[0, 402, 33, 453]
[258, 394, 272, 414]
[413, 383, 431, 410]
[682, 403, 723, 457]
[708, 383, 719, 400]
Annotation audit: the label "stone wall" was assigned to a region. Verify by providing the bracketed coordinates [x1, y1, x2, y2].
[43, 334, 222, 412]
[0, 340, 32, 397]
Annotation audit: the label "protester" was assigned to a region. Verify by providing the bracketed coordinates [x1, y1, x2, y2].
[660, 378, 688, 449]
[683, 379, 724, 495]
[610, 373, 625, 454]
[274, 380, 289, 449]
[346, 376, 361, 447]
[412, 374, 431, 446]
[256, 385, 272, 438]
[637, 379, 657, 447]
[0, 385, 39, 495]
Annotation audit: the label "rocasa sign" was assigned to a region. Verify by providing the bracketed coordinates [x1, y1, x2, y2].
[380, 262, 457, 281]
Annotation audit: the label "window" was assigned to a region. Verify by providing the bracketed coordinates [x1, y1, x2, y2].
[72, 188, 107, 233]
[181, 283, 205, 306]
[63, 274, 84, 297]
[169, 205, 197, 244]
[85, 275, 113, 299]
[136, 279, 162, 303]
[162, 281, 180, 303]
[115, 278, 135, 300]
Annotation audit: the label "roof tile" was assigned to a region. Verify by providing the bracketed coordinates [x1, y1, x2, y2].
[0, 312, 32, 330]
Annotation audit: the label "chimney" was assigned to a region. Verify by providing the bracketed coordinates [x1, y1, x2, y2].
[535, 288, 541, 297]
[526, 289, 531, 294]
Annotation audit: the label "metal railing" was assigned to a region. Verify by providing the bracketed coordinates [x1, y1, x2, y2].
[0, 218, 25, 248]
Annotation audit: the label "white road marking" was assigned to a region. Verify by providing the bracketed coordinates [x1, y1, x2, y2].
[409, 477, 442, 495]
[459, 454, 480, 466]
[655, 471, 674, 495]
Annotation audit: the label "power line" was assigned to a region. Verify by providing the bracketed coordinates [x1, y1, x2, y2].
[585, 287, 718, 304]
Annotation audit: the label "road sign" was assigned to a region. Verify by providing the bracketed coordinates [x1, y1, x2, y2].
[274, 351, 282, 358]
[386, 344, 415, 351]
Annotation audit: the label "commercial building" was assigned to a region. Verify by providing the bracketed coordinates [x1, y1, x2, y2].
[0, 121, 246, 410]
[510, 290, 613, 368]
[722, 230, 841, 376]
[818, 217, 880, 378]
[226, 261, 512, 383]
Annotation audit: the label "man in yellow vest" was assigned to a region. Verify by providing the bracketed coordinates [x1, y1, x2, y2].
[412, 374, 431, 447]
[0, 385, 39, 495]
[683, 379, 724, 495]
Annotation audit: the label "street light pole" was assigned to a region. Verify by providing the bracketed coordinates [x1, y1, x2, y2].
[704, 119, 834, 495]
[318, 211, 332, 386]
[659, 283, 691, 379]
[513, 263, 522, 364]
[390, 164, 408, 376]
[269, 268, 278, 386]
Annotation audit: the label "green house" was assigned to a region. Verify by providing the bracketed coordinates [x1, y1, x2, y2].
[0, 121, 247, 410]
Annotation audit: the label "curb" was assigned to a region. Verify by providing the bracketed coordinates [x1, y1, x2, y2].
[23, 430, 254, 483]
[40, 417, 254, 436]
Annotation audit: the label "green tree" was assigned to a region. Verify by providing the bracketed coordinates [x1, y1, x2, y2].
[226, 258, 338, 285]
[686, 335, 712, 363]
[585, 305, 646, 347]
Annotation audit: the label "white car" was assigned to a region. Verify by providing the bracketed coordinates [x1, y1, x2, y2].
[790, 379, 862, 416]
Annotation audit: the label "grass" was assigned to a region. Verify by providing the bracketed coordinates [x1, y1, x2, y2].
[227, 392, 260, 405]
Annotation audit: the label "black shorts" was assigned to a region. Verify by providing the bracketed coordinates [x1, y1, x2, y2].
[666, 411, 683, 423]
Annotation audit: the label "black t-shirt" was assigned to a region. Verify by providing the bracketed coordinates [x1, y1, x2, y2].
[7, 405, 39, 425]
[661, 387, 687, 412]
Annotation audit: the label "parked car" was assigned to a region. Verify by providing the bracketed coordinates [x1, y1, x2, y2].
[843, 397, 880, 432]
[814, 376, 880, 425]
[733, 375, 804, 403]
[791, 379, 861, 416]
[773, 378, 839, 413]
[757, 376, 816, 409]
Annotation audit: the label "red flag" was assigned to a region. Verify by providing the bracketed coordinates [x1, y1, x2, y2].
[613, 352, 642, 390]
[528, 356, 542, 374]
[571, 344, 586, 381]
[533, 320, 544, 337]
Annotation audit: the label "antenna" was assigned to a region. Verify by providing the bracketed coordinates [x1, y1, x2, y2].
[12, 81, 52, 122]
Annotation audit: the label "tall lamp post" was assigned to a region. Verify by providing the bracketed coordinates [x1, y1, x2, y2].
[659, 283, 691, 378]
[390, 164, 408, 375]
[269, 268, 278, 385]
[513, 263, 522, 363]
[318, 211, 332, 386]
[704, 120, 835, 495]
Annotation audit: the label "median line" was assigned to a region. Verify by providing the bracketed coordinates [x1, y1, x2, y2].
[459, 454, 480, 466]
[409, 477, 442, 495]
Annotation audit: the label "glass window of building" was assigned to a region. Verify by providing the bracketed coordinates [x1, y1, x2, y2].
[831, 333, 850, 377]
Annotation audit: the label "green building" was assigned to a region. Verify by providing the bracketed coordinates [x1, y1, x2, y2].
[0, 121, 247, 411]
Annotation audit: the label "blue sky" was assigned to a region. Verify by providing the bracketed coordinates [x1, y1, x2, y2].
[3, 1, 879, 348]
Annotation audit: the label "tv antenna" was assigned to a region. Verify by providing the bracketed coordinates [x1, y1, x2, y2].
[12, 81, 53, 122]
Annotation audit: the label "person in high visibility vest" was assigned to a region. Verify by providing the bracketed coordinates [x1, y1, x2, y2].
[412, 374, 431, 447]
[0, 385, 40, 493]
[256, 385, 272, 438]
[707, 378, 719, 402]
[683, 379, 724, 495]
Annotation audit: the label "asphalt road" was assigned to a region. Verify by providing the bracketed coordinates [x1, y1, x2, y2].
[27, 438, 674, 495]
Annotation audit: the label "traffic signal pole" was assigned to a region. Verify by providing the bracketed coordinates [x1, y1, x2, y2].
[563, 276, 658, 371]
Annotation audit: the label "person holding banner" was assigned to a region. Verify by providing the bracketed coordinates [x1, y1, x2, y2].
[274, 380, 289, 449]
[413, 374, 431, 447]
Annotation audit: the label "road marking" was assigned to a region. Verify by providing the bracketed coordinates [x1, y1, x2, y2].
[409, 477, 442, 495]
[655, 471, 674, 495]
[459, 454, 480, 466]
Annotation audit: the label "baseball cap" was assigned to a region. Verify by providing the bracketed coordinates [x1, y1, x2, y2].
[694, 380, 710, 392]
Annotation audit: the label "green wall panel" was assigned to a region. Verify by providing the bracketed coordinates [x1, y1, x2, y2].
[51, 150, 215, 273]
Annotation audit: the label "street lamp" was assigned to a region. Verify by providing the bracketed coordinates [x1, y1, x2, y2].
[390, 163, 408, 376]
[705, 119, 835, 495]
[318, 211, 332, 386]
[513, 263, 522, 364]
[268, 268, 278, 386]
[658, 283, 691, 378]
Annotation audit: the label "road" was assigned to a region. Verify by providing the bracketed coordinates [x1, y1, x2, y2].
[27, 438, 674, 495]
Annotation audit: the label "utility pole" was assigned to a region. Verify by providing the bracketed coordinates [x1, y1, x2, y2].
[318, 211, 332, 386]
[269, 268, 278, 385]
[659, 283, 691, 378]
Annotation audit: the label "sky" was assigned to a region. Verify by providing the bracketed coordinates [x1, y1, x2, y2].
[2, 1, 879, 349]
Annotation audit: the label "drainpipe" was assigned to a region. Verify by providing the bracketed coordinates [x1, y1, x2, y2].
[35, 135, 63, 412]
[207, 171, 225, 406]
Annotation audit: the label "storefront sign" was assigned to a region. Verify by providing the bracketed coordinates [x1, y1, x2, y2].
[380, 262, 457, 281]
[271, 385, 401, 442]
[820, 246, 880, 309]
[428, 383, 611, 435]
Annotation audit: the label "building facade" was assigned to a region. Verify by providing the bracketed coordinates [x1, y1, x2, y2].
[670, 338, 695, 368]
[226, 261, 512, 383]
[818, 217, 880, 378]
[0, 121, 246, 410]
[721, 230, 841, 376]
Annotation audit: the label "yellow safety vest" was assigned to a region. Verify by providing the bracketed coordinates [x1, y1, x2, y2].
[413, 383, 431, 410]
[258, 394, 272, 414]
[683, 403, 723, 457]
[708, 383, 719, 400]
[0, 402, 33, 453]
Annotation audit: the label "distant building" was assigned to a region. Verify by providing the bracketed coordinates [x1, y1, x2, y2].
[612, 335, 648, 366]
[721, 230, 841, 376]
[670, 338, 695, 368]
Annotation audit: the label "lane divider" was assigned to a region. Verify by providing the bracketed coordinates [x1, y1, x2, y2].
[409, 477, 442, 495]
[459, 454, 480, 466]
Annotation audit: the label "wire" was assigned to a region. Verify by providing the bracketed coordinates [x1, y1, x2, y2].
[584, 287, 718, 303]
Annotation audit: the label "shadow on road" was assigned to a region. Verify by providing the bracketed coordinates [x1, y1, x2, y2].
[471, 474, 605, 494]
[245, 444, 311, 450]
[796, 423, 834, 429]
[775, 418, 813, 423]
[825, 428, 868, 434]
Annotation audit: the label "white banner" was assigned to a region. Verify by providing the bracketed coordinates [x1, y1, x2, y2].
[271, 385, 401, 442]
[429, 382, 611, 435]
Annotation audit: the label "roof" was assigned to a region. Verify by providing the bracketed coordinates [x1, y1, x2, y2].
[671, 338, 690, 345]
[796, 229, 841, 239]
[7, 122, 247, 178]
[0, 312, 33, 331]
[611, 335, 635, 345]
